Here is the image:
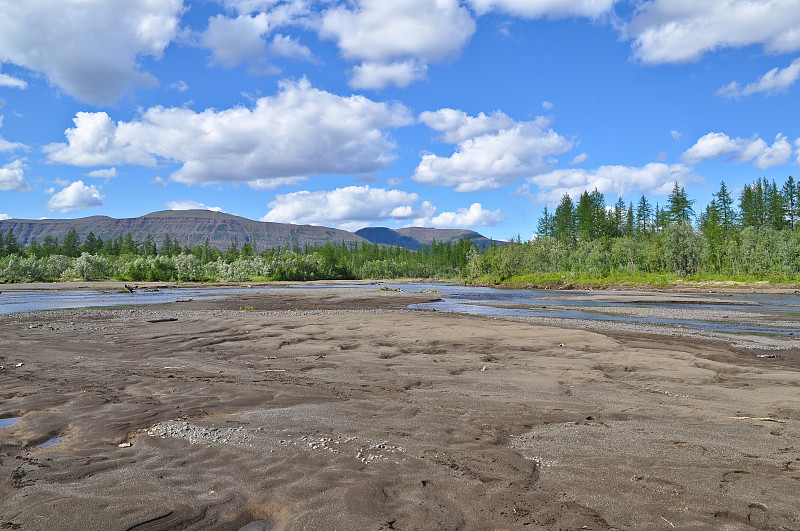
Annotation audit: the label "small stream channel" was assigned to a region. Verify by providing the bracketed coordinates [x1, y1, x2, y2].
[2, 283, 799, 338]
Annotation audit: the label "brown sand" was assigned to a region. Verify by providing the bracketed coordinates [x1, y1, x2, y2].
[1, 286, 799, 530]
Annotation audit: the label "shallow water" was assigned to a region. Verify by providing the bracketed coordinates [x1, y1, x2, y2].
[35, 437, 60, 448]
[3, 283, 799, 338]
[0, 417, 20, 428]
[0, 287, 263, 315]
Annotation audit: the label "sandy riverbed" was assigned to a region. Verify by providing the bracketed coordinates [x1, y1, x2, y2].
[1, 285, 799, 530]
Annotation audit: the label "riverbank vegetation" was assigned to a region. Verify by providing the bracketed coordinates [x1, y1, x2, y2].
[2, 177, 800, 287]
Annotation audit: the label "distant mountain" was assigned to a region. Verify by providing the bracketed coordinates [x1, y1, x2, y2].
[0, 210, 501, 252]
[356, 226, 498, 250]
[0, 210, 367, 251]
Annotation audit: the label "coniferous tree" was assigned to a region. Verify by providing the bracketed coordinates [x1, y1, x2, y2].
[536, 206, 553, 237]
[61, 229, 81, 257]
[782, 175, 797, 230]
[552, 193, 576, 245]
[667, 182, 694, 223]
[636, 195, 652, 234]
[713, 181, 736, 232]
[625, 201, 635, 236]
[766, 179, 786, 230]
[575, 189, 604, 241]
[82, 231, 99, 254]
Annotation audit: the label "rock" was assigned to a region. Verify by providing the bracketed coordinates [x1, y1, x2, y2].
[118, 442, 132, 448]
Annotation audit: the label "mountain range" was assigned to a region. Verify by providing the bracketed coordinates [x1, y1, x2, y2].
[0, 210, 498, 251]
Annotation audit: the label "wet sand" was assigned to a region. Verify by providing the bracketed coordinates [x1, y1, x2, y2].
[1, 285, 800, 530]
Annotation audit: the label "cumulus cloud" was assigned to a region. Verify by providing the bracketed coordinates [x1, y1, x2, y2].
[414, 111, 573, 192]
[671, 129, 683, 141]
[261, 185, 436, 231]
[0, 213, 9, 220]
[166, 200, 224, 212]
[85, 167, 117, 179]
[152, 176, 167, 187]
[411, 202, 505, 228]
[349, 60, 428, 90]
[0, 0, 183, 104]
[203, 13, 271, 66]
[0, 65, 26, 89]
[468, 0, 617, 19]
[320, 0, 476, 89]
[682, 132, 793, 169]
[0, 159, 31, 192]
[45, 78, 413, 187]
[45, 181, 104, 212]
[530, 163, 696, 204]
[268, 34, 317, 62]
[718, 57, 800, 99]
[627, 1, 800, 64]
[419, 108, 515, 144]
[569, 152, 589, 165]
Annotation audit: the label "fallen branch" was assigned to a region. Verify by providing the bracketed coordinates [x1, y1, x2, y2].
[660, 516, 676, 528]
[729, 416, 786, 423]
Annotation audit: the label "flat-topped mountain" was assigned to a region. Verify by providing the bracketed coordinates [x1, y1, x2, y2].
[0, 211, 497, 251]
[0, 210, 366, 251]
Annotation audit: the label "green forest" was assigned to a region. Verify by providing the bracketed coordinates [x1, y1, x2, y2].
[2, 176, 800, 287]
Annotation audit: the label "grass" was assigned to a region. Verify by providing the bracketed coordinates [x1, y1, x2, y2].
[472, 271, 800, 290]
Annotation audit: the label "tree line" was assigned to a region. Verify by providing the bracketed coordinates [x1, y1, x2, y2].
[469, 176, 800, 285]
[0, 228, 478, 282]
[2, 175, 800, 285]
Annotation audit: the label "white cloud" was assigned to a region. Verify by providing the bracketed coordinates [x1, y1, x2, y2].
[248, 176, 307, 190]
[85, 167, 117, 179]
[0, 213, 9, 220]
[320, 0, 476, 89]
[628, 1, 800, 64]
[169, 80, 188, 92]
[681, 132, 738, 164]
[45, 181, 104, 212]
[268, 34, 316, 62]
[419, 108, 515, 144]
[542, 101, 554, 110]
[411, 202, 505, 228]
[468, 0, 617, 19]
[530, 162, 696, 204]
[795, 138, 800, 165]
[682, 132, 793, 169]
[671, 129, 683, 141]
[45, 78, 413, 187]
[152, 176, 167, 187]
[0, 0, 183, 104]
[0, 65, 26, 89]
[414, 112, 573, 192]
[166, 200, 224, 212]
[261, 185, 436, 231]
[718, 57, 800, 99]
[44, 187, 55, 195]
[0, 159, 31, 192]
[203, 13, 271, 66]
[569, 152, 589, 165]
[349, 60, 428, 90]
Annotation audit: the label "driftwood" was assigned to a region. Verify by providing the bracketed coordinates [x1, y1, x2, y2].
[729, 416, 786, 423]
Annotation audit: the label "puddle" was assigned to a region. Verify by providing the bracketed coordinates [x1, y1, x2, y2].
[238, 520, 275, 531]
[35, 437, 60, 448]
[0, 417, 20, 428]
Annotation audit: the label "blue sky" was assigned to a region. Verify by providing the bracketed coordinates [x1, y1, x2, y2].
[2, 0, 800, 240]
